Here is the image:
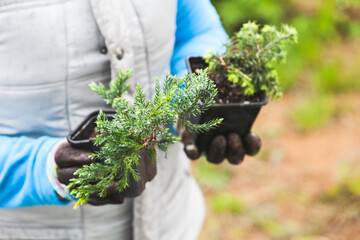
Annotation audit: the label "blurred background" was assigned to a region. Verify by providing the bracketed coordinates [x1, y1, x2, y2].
[191, 0, 360, 239]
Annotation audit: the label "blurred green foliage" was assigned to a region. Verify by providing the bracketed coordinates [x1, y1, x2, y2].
[249, 206, 298, 239]
[210, 192, 245, 214]
[323, 165, 360, 202]
[320, 166, 360, 230]
[290, 95, 337, 131]
[212, 0, 360, 130]
[193, 157, 234, 190]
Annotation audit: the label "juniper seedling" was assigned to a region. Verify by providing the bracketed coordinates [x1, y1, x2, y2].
[68, 70, 222, 208]
[204, 21, 297, 100]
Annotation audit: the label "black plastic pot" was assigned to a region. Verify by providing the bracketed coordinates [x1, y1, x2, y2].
[186, 56, 268, 153]
[67, 110, 156, 198]
[67, 110, 115, 152]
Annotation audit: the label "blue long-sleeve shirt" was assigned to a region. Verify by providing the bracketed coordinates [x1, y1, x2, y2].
[0, 136, 67, 208]
[171, 0, 227, 76]
[0, 0, 227, 208]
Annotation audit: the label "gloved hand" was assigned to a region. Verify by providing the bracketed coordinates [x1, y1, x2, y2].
[181, 131, 261, 164]
[54, 141, 125, 205]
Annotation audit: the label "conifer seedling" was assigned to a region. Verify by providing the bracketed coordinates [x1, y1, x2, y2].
[204, 21, 298, 102]
[68, 69, 222, 208]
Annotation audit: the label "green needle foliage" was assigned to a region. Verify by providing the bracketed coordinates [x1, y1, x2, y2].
[204, 21, 297, 99]
[68, 69, 222, 208]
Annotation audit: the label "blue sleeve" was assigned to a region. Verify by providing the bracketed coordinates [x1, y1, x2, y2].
[0, 136, 70, 208]
[171, 0, 229, 76]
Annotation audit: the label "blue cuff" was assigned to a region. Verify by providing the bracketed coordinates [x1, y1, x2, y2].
[0, 136, 70, 208]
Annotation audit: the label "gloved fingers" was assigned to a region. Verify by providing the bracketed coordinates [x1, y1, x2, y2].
[87, 198, 107, 206]
[184, 144, 201, 160]
[55, 141, 94, 167]
[57, 167, 80, 185]
[87, 182, 125, 206]
[206, 135, 226, 164]
[243, 132, 262, 156]
[105, 181, 120, 196]
[87, 193, 125, 206]
[226, 132, 245, 165]
[134, 149, 157, 187]
[181, 131, 201, 160]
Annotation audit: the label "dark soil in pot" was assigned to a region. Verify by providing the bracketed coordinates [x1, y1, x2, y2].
[186, 56, 268, 153]
[67, 110, 156, 198]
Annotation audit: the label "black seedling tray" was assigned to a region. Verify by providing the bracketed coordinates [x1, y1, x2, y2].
[186, 56, 268, 153]
[67, 110, 116, 152]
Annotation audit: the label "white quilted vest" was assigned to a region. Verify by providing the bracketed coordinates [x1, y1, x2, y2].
[0, 0, 205, 239]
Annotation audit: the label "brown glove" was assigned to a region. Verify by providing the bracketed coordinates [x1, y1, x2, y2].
[54, 141, 123, 205]
[181, 131, 261, 165]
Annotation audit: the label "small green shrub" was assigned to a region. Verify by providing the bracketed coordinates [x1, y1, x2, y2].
[204, 21, 297, 99]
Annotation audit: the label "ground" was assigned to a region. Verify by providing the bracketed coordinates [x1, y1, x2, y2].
[192, 93, 360, 240]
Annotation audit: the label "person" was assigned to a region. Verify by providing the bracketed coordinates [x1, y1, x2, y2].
[0, 0, 260, 239]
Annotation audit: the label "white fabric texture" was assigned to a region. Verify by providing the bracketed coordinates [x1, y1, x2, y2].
[0, 0, 205, 239]
[0, 0, 133, 239]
